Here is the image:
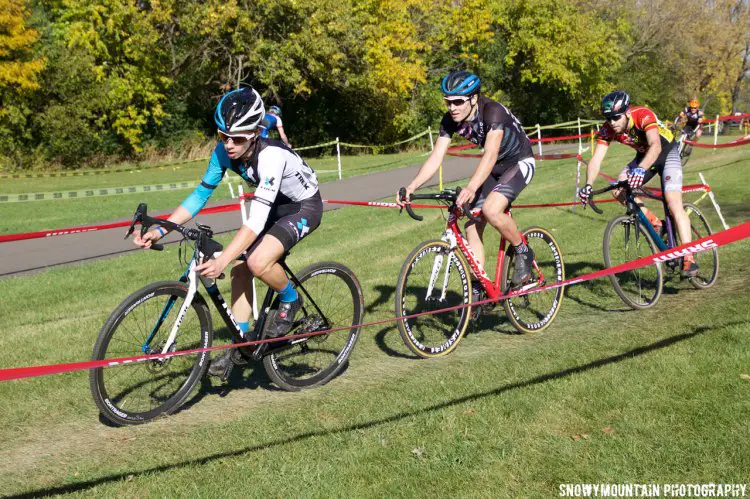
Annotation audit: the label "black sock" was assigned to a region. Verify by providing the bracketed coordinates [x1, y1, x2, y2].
[514, 242, 529, 254]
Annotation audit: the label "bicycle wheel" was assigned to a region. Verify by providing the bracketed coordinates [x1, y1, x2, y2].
[90, 281, 212, 425]
[683, 202, 719, 289]
[603, 215, 664, 309]
[395, 240, 472, 358]
[501, 226, 565, 333]
[681, 143, 692, 167]
[263, 261, 363, 391]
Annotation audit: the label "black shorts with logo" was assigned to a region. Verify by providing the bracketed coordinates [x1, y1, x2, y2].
[245, 191, 323, 255]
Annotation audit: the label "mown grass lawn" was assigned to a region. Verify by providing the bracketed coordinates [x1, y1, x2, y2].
[0, 142, 748, 496]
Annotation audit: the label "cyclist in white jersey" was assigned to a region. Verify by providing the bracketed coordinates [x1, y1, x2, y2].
[131, 86, 322, 375]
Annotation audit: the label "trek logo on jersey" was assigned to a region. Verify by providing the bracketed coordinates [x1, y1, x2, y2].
[294, 171, 310, 190]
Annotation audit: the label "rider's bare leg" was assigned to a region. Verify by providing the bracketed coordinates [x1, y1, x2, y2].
[481, 191, 522, 245]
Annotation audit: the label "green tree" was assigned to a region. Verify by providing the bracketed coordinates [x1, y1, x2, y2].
[0, 0, 45, 165]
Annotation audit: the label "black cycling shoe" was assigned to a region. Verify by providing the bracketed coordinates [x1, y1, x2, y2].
[208, 349, 244, 378]
[511, 246, 535, 286]
[208, 349, 234, 378]
[265, 294, 304, 338]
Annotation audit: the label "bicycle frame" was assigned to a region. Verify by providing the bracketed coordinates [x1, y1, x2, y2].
[437, 204, 544, 302]
[590, 181, 683, 266]
[130, 203, 332, 363]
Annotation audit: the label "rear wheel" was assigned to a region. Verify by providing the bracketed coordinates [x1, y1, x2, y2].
[682, 203, 719, 289]
[603, 215, 663, 309]
[395, 240, 472, 358]
[89, 282, 212, 426]
[501, 226, 565, 333]
[263, 261, 363, 391]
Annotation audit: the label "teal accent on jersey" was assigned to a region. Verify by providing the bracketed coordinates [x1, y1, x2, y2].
[180, 144, 231, 216]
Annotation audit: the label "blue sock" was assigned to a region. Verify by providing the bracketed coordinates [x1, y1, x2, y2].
[238, 322, 250, 333]
[278, 280, 298, 303]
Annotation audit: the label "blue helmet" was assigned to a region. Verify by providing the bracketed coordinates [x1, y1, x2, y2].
[441, 70, 481, 97]
[268, 105, 281, 116]
[214, 86, 265, 134]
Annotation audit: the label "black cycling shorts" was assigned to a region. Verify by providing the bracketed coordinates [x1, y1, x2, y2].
[472, 156, 535, 209]
[244, 191, 323, 255]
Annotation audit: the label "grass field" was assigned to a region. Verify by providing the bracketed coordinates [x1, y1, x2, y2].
[0, 141, 748, 496]
[0, 148, 430, 235]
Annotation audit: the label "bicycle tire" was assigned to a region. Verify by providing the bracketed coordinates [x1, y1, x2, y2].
[395, 240, 472, 358]
[89, 281, 212, 426]
[603, 215, 663, 309]
[263, 261, 363, 391]
[683, 202, 719, 289]
[500, 226, 565, 333]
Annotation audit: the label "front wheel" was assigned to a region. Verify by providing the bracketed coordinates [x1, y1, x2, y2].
[501, 226, 565, 333]
[683, 203, 719, 289]
[263, 261, 363, 391]
[603, 215, 664, 309]
[395, 240, 472, 358]
[89, 281, 212, 426]
[680, 143, 693, 167]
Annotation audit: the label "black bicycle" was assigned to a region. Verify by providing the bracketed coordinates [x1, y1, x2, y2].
[587, 181, 718, 309]
[90, 204, 363, 425]
[673, 124, 697, 167]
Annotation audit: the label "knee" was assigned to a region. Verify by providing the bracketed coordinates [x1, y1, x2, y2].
[246, 254, 270, 277]
[612, 189, 626, 203]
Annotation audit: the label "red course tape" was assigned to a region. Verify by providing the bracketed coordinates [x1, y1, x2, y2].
[1, 221, 748, 382]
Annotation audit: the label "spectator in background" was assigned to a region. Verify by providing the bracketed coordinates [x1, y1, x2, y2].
[259, 105, 292, 148]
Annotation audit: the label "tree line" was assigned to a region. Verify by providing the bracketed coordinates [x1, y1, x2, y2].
[1, 0, 748, 169]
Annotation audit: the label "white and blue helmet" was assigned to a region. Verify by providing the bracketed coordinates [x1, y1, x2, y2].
[214, 86, 265, 134]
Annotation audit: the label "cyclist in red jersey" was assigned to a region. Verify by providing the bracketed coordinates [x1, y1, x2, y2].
[579, 90, 699, 277]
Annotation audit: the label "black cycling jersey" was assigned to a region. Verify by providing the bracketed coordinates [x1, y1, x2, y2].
[439, 95, 533, 174]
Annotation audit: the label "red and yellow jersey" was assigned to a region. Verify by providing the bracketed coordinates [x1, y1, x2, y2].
[597, 106, 674, 154]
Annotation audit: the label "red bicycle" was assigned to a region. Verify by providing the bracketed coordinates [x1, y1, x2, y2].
[395, 188, 565, 358]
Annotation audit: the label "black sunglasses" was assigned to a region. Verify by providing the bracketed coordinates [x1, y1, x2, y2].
[605, 114, 624, 123]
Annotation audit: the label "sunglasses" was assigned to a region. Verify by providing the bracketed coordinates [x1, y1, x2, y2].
[218, 131, 255, 145]
[605, 114, 624, 123]
[444, 97, 470, 107]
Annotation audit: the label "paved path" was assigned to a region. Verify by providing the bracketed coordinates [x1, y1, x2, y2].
[1, 157, 479, 277]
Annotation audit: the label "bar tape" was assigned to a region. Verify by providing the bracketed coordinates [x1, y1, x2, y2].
[1, 220, 747, 382]
[0, 182, 196, 204]
[0, 175, 710, 245]
[0, 160, 203, 180]
[685, 136, 750, 148]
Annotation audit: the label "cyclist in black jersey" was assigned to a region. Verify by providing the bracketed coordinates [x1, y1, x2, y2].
[132, 86, 323, 375]
[676, 98, 705, 141]
[397, 70, 537, 288]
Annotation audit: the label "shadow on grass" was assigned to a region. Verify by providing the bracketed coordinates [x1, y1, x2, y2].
[17, 321, 738, 498]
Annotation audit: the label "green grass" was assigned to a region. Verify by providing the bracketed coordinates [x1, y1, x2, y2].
[0, 148, 430, 235]
[0, 142, 748, 496]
